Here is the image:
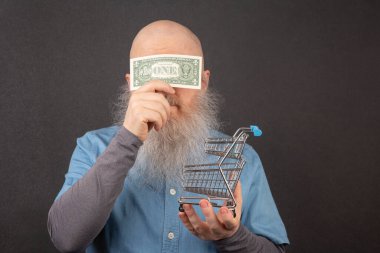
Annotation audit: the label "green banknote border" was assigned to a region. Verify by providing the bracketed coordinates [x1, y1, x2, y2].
[130, 54, 202, 90]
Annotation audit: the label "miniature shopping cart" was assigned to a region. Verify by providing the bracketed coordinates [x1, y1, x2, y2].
[178, 125, 262, 217]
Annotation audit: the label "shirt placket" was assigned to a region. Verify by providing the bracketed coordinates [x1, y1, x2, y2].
[161, 181, 181, 252]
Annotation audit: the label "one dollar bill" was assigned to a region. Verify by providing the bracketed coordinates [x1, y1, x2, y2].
[130, 54, 202, 91]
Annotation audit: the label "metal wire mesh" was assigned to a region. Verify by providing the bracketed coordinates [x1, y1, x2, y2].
[204, 133, 248, 159]
[182, 159, 245, 198]
[179, 126, 261, 214]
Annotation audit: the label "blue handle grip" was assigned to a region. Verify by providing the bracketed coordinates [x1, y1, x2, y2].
[250, 125, 262, 137]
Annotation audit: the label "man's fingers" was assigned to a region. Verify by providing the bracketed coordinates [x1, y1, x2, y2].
[139, 102, 169, 128]
[217, 207, 238, 231]
[134, 92, 171, 117]
[134, 80, 175, 94]
[183, 204, 206, 234]
[178, 212, 196, 234]
[214, 182, 242, 232]
[138, 108, 164, 130]
[199, 200, 223, 234]
[123, 80, 175, 141]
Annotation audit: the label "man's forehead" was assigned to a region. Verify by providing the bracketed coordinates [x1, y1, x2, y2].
[130, 20, 203, 58]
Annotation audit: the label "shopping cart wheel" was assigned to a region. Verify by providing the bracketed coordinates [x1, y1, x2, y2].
[179, 204, 184, 212]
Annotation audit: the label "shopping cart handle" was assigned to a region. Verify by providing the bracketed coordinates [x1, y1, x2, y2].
[250, 125, 262, 136]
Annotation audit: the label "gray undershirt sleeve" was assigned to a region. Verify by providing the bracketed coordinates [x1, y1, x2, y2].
[47, 126, 286, 253]
[214, 224, 286, 253]
[47, 126, 143, 253]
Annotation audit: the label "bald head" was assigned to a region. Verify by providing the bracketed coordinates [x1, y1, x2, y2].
[130, 20, 203, 59]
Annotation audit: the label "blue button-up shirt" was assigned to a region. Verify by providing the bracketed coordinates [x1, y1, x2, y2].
[56, 126, 289, 252]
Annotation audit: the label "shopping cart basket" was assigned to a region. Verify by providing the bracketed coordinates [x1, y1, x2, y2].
[178, 125, 262, 217]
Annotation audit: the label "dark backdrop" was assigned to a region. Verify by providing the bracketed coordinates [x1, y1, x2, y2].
[1, 1, 379, 252]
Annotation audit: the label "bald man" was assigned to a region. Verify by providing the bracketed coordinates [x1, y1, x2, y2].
[48, 20, 289, 253]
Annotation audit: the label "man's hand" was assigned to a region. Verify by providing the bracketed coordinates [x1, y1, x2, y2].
[123, 80, 175, 141]
[178, 181, 242, 241]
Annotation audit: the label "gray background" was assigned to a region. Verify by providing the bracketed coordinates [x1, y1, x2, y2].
[1, 0, 379, 252]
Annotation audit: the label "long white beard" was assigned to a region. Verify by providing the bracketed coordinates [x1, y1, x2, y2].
[113, 87, 220, 191]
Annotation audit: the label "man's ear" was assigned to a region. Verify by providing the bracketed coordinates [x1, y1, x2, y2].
[202, 70, 210, 92]
[125, 73, 131, 90]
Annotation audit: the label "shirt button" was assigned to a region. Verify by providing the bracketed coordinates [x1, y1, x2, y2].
[169, 188, 176, 195]
[168, 232, 175, 240]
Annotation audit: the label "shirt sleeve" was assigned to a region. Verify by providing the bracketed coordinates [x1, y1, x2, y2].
[47, 127, 142, 253]
[240, 145, 289, 245]
[213, 224, 286, 253]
